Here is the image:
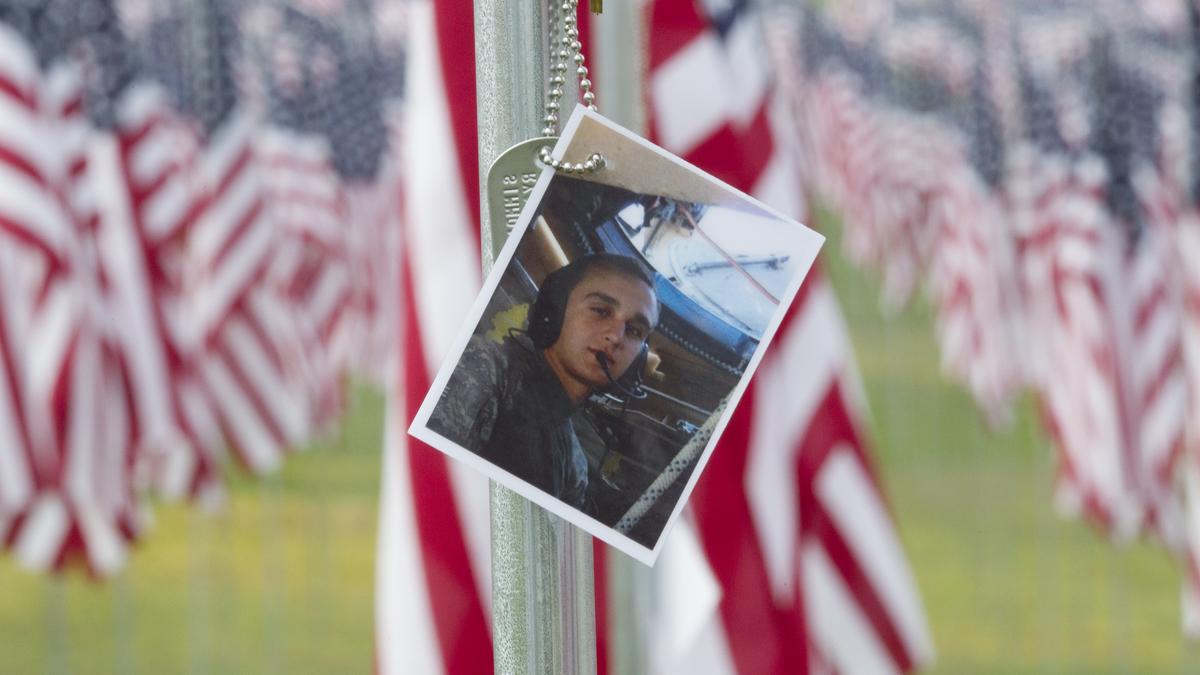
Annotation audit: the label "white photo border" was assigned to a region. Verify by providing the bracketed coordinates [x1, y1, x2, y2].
[409, 104, 825, 565]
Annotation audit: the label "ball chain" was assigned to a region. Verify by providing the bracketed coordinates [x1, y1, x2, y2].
[537, 0, 606, 175]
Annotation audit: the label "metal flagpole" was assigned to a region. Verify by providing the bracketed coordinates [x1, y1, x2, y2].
[475, 1, 597, 674]
[591, 4, 651, 675]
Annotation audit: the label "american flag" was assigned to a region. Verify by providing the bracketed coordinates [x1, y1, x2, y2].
[265, 1, 401, 389]
[795, 0, 1199, 633]
[796, 5, 1025, 427]
[256, 127, 353, 431]
[1183, 205, 1200, 634]
[644, 1, 933, 672]
[1007, 12, 1188, 551]
[190, 107, 313, 475]
[84, 3, 224, 503]
[373, 0, 492, 672]
[1177, 0, 1200, 635]
[180, 1, 314, 477]
[898, 10, 1026, 428]
[0, 0, 391, 577]
[0, 8, 136, 574]
[0, 19, 56, 564]
[243, 1, 396, 408]
[796, 12, 938, 316]
[925, 162, 1025, 429]
[0, 237, 34, 551]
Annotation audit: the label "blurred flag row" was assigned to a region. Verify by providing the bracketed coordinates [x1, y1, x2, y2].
[0, 0, 404, 576]
[781, 0, 1200, 634]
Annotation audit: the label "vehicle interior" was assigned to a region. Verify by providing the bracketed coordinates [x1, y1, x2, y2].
[476, 174, 774, 548]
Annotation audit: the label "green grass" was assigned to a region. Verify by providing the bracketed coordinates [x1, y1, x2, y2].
[2, 212, 1199, 673]
[0, 389, 384, 675]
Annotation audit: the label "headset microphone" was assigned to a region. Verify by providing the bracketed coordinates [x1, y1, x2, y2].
[595, 351, 648, 400]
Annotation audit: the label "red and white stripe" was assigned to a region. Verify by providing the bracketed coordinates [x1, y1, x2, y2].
[342, 179, 404, 387]
[374, 1, 492, 673]
[1179, 208, 1200, 635]
[1128, 165, 1188, 535]
[793, 9, 1032, 427]
[0, 23, 43, 557]
[926, 163, 1026, 427]
[0, 27, 136, 575]
[1012, 150, 1138, 535]
[94, 83, 222, 502]
[0, 247, 34, 548]
[190, 108, 311, 475]
[799, 67, 946, 314]
[644, 2, 933, 673]
[1010, 145, 1189, 549]
[257, 129, 352, 430]
[793, 4, 1198, 633]
[43, 57, 139, 573]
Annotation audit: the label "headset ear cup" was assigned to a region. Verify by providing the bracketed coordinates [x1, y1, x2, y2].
[527, 296, 547, 347]
[528, 265, 569, 349]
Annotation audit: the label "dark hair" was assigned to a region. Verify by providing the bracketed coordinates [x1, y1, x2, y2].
[526, 254, 657, 349]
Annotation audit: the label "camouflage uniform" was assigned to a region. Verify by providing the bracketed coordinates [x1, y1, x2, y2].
[428, 334, 589, 510]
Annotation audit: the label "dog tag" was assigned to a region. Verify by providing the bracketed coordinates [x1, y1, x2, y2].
[485, 137, 556, 260]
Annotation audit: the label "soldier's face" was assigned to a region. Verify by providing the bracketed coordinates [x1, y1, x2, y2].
[543, 268, 657, 401]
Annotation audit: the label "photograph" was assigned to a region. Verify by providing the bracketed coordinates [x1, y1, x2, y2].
[410, 107, 823, 563]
